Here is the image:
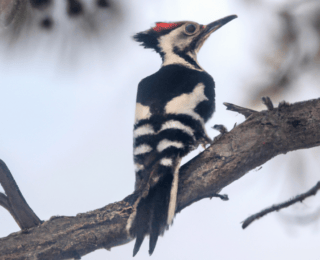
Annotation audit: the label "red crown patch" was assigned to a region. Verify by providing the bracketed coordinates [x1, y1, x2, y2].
[153, 22, 182, 32]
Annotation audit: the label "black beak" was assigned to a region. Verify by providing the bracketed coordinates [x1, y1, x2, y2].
[193, 15, 237, 52]
[204, 15, 238, 35]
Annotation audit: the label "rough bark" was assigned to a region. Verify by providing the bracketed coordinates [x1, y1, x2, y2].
[1, 98, 320, 260]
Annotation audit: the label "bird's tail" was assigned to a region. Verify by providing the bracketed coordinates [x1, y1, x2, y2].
[129, 158, 181, 256]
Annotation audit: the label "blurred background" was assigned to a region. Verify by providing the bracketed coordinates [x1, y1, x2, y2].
[0, 0, 320, 259]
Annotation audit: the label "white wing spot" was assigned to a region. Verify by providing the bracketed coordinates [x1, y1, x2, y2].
[134, 124, 154, 138]
[134, 144, 152, 155]
[165, 83, 208, 125]
[158, 27, 202, 71]
[157, 139, 184, 152]
[135, 103, 152, 124]
[160, 158, 173, 166]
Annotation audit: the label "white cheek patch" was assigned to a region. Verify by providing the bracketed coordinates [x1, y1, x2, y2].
[160, 158, 173, 166]
[165, 83, 208, 125]
[134, 144, 153, 155]
[158, 29, 201, 70]
[135, 103, 152, 124]
[160, 120, 195, 138]
[158, 30, 186, 65]
[157, 139, 184, 152]
[134, 124, 155, 138]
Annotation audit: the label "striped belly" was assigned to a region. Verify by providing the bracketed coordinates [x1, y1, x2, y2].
[133, 114, 204, 190]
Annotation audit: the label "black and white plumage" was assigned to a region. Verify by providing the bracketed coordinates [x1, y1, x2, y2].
[127, 15, 237, 256]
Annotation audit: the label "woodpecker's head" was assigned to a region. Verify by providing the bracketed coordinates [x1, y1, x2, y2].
[134, 15, 237, 70]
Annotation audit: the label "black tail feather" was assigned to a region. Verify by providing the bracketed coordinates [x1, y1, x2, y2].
[148, 231, 159, 256]
[131, 171, 174, 256]
[149, 173, 172, 255]
[131, 194, 152, 257]
[133, 234, 145, 257]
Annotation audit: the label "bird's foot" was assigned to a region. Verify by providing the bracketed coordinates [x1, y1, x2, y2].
[200, 134, 214, 149]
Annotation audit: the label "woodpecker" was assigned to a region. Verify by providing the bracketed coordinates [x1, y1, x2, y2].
[127, 15, 237, 256]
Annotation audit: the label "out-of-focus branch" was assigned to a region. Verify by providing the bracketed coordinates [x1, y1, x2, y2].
[1, 97, 320, 259]
[0, 0, 124, 53]
[242, 181, 320, 229]
[279, 206, 320, 225]
[244, 1, 320, 106]
[0, 160, 41, 229]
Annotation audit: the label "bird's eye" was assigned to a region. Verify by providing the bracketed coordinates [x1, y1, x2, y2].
[185, 24, 196, 34]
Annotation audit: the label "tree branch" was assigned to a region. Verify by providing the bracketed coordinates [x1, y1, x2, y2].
[1, 97, 320, 259]
[0, 160, 41, 229]
[242, 181, 320, 229]
[0, 192, 10, 212]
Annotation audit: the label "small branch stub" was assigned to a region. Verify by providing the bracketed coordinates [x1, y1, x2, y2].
[223, 102, 257, 118]
[262, 96, 274, 111]
[212, 124, 228, 134]
[278, 100, 290, 109]
[210, 193, 229, 201]
[212, 124, 228, 142]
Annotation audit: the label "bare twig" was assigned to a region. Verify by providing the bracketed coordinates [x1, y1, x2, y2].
[0, 160, 41, 229]
[279, 206, 320, 226]
[223, 102, 257, 118]
[212, 124, 228, 142]
[242, 181, 320, 229]
[210, 193, 229, 201]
